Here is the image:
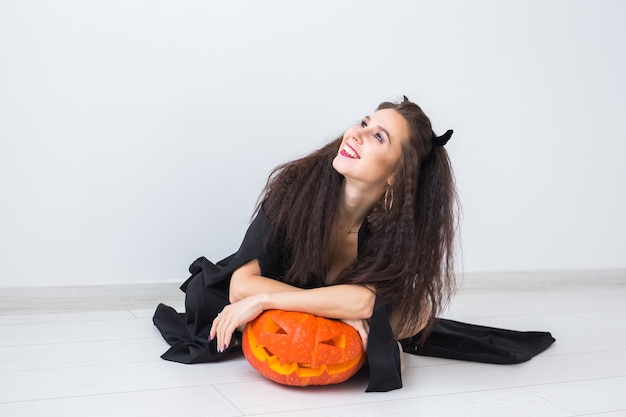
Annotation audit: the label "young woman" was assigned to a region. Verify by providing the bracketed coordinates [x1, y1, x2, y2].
[210, 97, 457, 354]
[153, 96, 553, 392]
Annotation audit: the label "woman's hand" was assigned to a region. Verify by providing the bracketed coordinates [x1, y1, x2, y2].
[209, 294, 267, 352]
[341, 318, 370, 351]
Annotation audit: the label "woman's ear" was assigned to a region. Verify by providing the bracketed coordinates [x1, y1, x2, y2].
[387, 174, 395, 186]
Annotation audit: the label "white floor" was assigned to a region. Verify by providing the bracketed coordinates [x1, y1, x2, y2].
[1, 270, 626, 417]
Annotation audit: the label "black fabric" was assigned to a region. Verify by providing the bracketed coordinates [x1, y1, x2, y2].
[365, 297, 402, 392]
[154, 271, 234, 363]
[153, 206, 555, 392]
[401, 319, 555, 364]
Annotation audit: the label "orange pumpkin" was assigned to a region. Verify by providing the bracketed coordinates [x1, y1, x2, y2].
[242, 309, 366, 386]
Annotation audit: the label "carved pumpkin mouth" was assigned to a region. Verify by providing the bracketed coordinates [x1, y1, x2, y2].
[242, 310, 366, 386]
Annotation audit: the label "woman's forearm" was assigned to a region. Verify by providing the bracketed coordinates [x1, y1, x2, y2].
[262, 285, 375, 319]
[229, 259, 375, 319]
[213, 259, 375, 351]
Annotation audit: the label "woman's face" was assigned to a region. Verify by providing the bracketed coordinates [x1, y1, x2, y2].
[332, 108, 409, 190]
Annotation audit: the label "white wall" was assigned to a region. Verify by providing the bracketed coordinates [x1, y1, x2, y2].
[1, 0, 625, 287]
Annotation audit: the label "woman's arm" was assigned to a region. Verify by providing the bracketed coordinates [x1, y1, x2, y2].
[230, 259, 375, 318]
[210, 259, 375, 351]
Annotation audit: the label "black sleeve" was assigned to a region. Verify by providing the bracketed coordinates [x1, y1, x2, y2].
[232, 204, 286, 281]
[154, 205, 287, 364]
[180, 204, 286, 291]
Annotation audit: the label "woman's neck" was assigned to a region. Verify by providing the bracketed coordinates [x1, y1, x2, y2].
[336, 180, 384, 232]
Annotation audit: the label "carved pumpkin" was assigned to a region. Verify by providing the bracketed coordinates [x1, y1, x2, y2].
[242, 309, 366, 386]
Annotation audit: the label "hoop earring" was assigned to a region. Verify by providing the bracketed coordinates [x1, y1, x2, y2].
[384, 186, 394, 211]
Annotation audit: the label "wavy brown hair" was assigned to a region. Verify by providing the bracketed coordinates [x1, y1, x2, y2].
[258, 96, 458, 341]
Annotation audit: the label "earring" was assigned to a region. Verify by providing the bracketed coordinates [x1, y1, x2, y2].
[384, 186, 394, 211]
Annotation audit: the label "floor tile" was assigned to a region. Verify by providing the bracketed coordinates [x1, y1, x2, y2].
[0, 338, 165, 372]
[0, 385, 242, 417]
[445, 310, 626, 334]
[130, 304, 184, 319]
[241, 388, 573, 417]
[580, 411, 626, 417]
[524, 376, 626, 415]
[1, 270, 625, 416]
[535, 328, 626, 356]
[0, 356, 258, 403]
[0, 317, 162, 346]
[215, 349, 626, 415]
[0, 310, 135, 325]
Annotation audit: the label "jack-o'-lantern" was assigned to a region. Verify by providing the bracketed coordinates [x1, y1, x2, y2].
[242, 309, 366, 386]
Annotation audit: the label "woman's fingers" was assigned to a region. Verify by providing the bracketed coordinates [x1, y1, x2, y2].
[357, 322, 368, 351]
[341, 318, 370, 351]
[209, 311, 233, 353]
[215, 310, 235, 352]
[210, 296, 265, 353]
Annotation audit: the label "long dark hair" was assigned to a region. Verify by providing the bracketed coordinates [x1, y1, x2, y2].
[258, 97, 459, 340]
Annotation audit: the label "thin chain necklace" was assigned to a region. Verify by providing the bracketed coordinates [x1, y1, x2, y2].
[336, 223, 359, 234]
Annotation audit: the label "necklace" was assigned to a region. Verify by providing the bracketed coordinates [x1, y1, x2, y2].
[337, 223, 359, 234]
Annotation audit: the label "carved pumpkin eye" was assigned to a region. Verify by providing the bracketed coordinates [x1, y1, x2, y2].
[320, 334, 345, 348]
[242, 310, 366, 386]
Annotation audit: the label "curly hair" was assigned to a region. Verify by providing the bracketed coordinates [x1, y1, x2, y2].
[257, 96, 459, 341]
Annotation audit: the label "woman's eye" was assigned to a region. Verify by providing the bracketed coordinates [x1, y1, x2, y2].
[374, 133, 384, 143]
[360, 120, 367, 128]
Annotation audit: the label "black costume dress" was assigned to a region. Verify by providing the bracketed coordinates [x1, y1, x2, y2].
[153, 206, 555, 392]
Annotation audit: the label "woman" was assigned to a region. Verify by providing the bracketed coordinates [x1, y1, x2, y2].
[153, 96, 553, 392]
[211, 97, 456, 350]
